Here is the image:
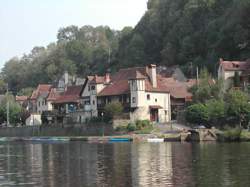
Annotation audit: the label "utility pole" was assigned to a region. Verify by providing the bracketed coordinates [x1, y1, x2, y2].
[196, 67, 199, 86]
[6, 83, 9, 127]
[190, 62, 193, 78]
[108, 47, 111, 64]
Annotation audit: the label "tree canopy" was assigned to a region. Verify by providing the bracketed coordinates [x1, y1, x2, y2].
[1, 0, 250, 93]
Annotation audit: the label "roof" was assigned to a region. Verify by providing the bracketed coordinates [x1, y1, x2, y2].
[89, 75, 105, 84]
[128, 70, 147, 80]
[97, 65, 194, 99]
[220, 59, 250, 71]
[54, 85, 82, 104]
[47, 88, 61, 101]
[98, 66, 171, 96]
[16, 96, 28, 102]
[30, 84, 52, 100]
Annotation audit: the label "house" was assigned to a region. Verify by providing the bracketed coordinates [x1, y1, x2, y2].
[78, 64, 172, 123]
[52, 85, 83, 123]
[218, 58, 250, 90]
[157, 66, 187, 82]
[16, 96, 28, 109]
[29, 84, 53, 113]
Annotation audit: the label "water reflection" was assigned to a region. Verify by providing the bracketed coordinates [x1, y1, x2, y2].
[0, 142, 249, 186]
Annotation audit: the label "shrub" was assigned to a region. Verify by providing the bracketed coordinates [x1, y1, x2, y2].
[135, 120, 152, 130]
[186, 103, 209, 125]
[104, 102, 123, 119]
[127, 122, 136, 132]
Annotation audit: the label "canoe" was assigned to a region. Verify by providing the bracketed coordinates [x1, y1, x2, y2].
[30, 137, 69, 142]
[109, 138, 132, 142]
[147, 138, 164, 143]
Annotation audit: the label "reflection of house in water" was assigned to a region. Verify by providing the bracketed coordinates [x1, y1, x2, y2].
[131, 143, 173, 187]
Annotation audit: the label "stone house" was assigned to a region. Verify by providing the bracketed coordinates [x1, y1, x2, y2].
[77, 64, 172, 123]
[218, 58, 250, 90]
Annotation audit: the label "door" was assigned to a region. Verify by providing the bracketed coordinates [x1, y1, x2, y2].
[150, 109, 159, 122]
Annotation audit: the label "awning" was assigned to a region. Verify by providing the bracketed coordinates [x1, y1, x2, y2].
[149, 105, 163, 109]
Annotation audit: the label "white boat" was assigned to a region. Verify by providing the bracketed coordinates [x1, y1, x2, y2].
[147, 138, 164, 143]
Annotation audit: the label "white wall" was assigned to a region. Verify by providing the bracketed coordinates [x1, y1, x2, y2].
[218, 65, 243, 90]
[26, 114, 42, 126]
[130, 91, 171, 123]
[36, 97, 53, 114]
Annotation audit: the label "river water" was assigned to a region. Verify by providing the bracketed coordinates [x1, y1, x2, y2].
[0, 142, 249, 187]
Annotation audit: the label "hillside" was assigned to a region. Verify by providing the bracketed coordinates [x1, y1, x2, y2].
[1, 0, 250, 93]
[115, 0, 250, 74]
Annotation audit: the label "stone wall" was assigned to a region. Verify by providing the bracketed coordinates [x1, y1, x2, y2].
[0, 123, 113, 137]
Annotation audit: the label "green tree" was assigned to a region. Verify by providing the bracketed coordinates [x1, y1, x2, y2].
[186, 103, 209, 125]
[0, 95, 22, 125]
[225, 89, 250, 127]
[206, 99, 225, 127]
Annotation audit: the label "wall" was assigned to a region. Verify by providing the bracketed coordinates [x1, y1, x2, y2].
[0, 124, 114, 137]
[26, 114, 42, 126]
[137, 92, 171, 123]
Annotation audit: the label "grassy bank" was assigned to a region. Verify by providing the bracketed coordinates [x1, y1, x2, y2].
[218, 128, 250, 142]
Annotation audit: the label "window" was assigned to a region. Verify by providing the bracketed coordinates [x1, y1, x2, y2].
[88, 86, 90, 91]
[92, 100, 95, 105]
[38, 101, 40, 107]
[132, 97, 136, 103]
[155, 99, 157, 102]
[147, 94, 150, 100]
[119, 96, 122, 102]
[91, 86, 95, 90]
[108, 97, 111, 103]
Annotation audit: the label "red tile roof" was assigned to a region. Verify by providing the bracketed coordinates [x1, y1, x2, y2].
[97, 66, 195, 99]
[220, 59, 250, 71]
[30, 84, 52, 100]
[47, 88, 61, 101]
[54, 85, 82, 104]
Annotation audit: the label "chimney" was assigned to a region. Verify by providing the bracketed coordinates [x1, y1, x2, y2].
[105, 73, 111, 83]
[64, 71, 69, 86]
[147, 64, 157, 88]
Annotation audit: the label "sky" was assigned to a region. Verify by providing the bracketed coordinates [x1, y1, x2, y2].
[0, 0, 148, 68]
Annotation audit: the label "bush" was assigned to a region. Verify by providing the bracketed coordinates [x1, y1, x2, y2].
[104, 102, 123, 119]
[127, 122, 136, 132]
[186, 103, 209, 126]
[135, 120, 152, 130]
[115, 125, 128, 132]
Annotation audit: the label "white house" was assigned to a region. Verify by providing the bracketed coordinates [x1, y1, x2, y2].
[218, 58, 250, 90]
[77, 65, 172, 123]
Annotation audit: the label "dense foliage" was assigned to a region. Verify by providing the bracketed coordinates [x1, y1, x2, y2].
[1, 0, 250, 94]
[1, 26, 121, 94]
[0, 95, 25, 125]
[186, 70, 250, 128]
[115, 0, 250, 74]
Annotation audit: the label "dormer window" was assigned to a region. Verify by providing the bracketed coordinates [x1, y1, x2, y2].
[147, 94, 150, 100]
